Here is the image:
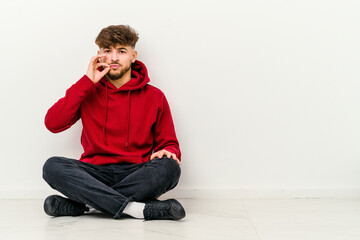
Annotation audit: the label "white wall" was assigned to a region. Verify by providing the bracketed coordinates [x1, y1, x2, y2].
[0, 0, 359, 199]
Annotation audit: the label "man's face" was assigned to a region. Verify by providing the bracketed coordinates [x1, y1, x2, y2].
[98, 45, 137, 81]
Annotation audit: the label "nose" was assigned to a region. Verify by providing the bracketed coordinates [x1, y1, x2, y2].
[110, 51, 119, 62]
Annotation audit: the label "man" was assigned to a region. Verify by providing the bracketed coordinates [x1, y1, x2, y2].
[42, 25, 185, 220]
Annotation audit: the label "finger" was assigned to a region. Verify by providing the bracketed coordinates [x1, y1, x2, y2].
[172, 154, 179, 161]
[150, 154, 155, 160]
[175, 158, 181, 166]
[171, 155, 180, 165]
[168, 153, 180, 165]
[90, 55, 101, 63]
[166, 152, 172, 158]
[150, 152, 159, 160]
[96, 66, 110, 79]
[95, 62, 110, 69]
[90, 54, 107, 65]
[94, 54, 107, 59]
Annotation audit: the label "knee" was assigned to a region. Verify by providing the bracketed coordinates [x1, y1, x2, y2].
[156, 156, 181, 179]
[42, 156, 63, 182]
[155, 156, 181, 181]
[167, 157, 181, 180]
[132, 157, 181, 201]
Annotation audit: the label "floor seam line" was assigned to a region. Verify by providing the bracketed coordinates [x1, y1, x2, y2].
[242, 200, 262, 240]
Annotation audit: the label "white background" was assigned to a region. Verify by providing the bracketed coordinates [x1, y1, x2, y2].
[0, 0, 359, 198]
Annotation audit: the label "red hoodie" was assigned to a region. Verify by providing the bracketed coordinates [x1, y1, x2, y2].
[45, 60, 181, 165]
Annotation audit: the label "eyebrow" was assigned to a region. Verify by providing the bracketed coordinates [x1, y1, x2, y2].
[103, 47, 128, 51]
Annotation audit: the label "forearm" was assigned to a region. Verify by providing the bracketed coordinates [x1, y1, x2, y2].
[45, 75, 94, 133]
[153, 95, 181, 161]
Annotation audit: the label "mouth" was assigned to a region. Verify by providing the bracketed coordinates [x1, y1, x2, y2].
[110, 64, 120, 69]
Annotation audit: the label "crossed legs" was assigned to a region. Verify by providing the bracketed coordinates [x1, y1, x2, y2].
[42, 156, 181, 219]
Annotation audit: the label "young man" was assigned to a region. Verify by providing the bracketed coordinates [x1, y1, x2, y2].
[42, 25, 185, 220]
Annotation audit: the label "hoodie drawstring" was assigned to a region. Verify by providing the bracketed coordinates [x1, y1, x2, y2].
[103, 80, 109, 145]
[126, 91, 131, 148]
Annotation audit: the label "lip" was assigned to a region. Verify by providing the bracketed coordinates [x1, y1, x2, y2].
[110, 64, 120, 69]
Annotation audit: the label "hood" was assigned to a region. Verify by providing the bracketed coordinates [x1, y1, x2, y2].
[99, 60, 150, 91]
[100, 60, 150, 146]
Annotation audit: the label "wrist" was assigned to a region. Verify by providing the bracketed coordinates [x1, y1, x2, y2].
[85, 74, 95, 84]
[83, 75, 95, 85]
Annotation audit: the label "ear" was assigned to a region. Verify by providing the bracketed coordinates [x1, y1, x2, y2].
[132, 50, 137, 63]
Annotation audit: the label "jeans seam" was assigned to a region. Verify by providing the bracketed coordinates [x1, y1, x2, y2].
[113, 196, 133, 219]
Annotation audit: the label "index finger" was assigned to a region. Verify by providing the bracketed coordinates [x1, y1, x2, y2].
[91, 54, 107, 62]
[96, 53, 107, 58]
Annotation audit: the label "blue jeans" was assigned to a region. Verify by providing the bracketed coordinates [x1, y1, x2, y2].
[42, 156, 181, 219]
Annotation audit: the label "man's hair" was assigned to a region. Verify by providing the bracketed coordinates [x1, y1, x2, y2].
[95, 25, 139, 48]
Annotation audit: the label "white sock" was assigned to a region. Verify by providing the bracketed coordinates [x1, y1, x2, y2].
[123, 202, 145, 219]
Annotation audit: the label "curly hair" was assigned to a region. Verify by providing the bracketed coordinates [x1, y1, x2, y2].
[95, 25, 139, 48]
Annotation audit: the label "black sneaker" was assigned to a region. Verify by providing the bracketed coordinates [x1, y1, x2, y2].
[44, 195, 89, 217]
[143, 199, 186, 220]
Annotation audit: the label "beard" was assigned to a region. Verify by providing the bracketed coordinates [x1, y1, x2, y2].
[106, 62, 132, 81]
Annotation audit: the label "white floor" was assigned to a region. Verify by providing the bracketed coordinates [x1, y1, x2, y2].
[1, 198, 360, 240]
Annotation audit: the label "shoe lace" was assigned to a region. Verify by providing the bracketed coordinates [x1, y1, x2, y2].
[57, 199, 87, 215]
[146, 202, 171, 219]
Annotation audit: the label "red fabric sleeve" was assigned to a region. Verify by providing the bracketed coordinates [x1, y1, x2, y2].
[153, 94, 182, 161]
[44, 75, 94, 133]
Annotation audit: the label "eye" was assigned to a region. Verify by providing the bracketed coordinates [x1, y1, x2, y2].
[120, 51, 126, 54]
[104, 50, 110, 53]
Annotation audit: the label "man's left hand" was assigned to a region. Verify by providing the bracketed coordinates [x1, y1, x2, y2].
[150, 149, 181, 166]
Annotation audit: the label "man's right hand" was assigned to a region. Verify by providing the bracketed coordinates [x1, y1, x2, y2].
[86, 54, 110, 84]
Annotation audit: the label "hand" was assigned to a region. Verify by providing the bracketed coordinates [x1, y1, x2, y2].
[150, 149, 181, 166]
[86, 54, 110, 84]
